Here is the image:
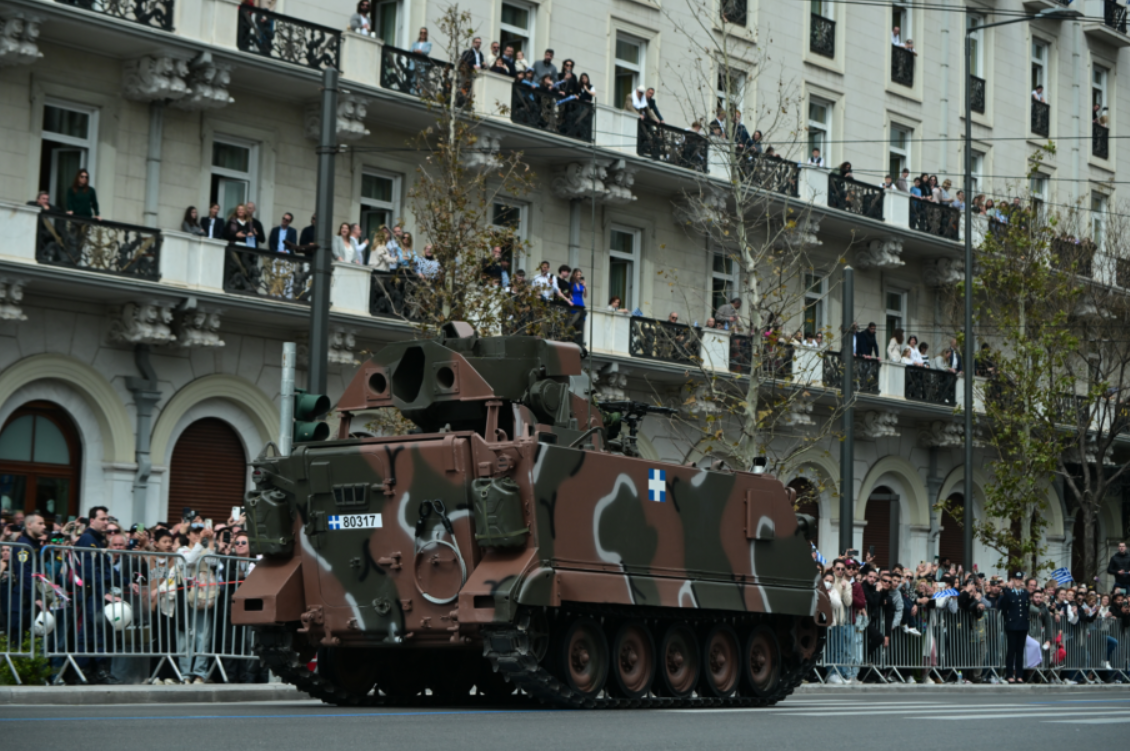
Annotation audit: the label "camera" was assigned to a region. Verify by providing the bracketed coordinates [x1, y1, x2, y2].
[221, 530, 232, 544]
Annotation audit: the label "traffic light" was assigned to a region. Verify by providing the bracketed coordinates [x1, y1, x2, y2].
[293, 388, 331, 442]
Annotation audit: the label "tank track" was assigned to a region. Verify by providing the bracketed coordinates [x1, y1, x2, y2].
[254, 627, 382, 707]
[483, 605, 826, 709]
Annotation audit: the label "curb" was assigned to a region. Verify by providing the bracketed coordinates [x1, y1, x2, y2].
[795, 682, 1126, 693]
[0, 684, 300, 706]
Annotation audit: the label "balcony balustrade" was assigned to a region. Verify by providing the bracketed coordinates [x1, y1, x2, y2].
[236, 5, 341, 71]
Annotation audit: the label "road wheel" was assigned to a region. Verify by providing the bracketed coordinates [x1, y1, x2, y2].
[656, 622, 699, 698]
[608, 621, 655, 699]
[559, 617, 609, 699]
[743, 625, 782, 698]
[701, 625, 740, 697]
[317, 646, 379, 697]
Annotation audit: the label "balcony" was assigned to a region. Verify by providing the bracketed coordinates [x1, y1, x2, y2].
[810, 14, 836, 58]
[54, 0, 173, 31]
[1051, 237, 1096, 278]
[969, 75, 986, 114]
[511, 84, 594, 142]
[628, 316, 702, 366]
[222, 244, 312, 304]
[741, 154, 800, 197]
[1093, 121, 1110, 160]
[379, 46, 452, 100]
[729, 336, 795, 378]
[721, 0, 748, 26]
[904, 367, 957, 406]
[828, 174, 885, 221]
[36, 212, 162, 281]
[1083, 0, 1130, 46]
[236, 5, 342, 71]
[637, 121, 709, 173]
[1118, 258, 1130, 288]
[910, 200, 960, 240]
[891, 45, 914, 87]
[821, 352, 880, 395]
[1031, 99, 1050, 137]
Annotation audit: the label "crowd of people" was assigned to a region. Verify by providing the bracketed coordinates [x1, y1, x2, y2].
[0, 506, 263, 685]
[816, 544, 1130, 684]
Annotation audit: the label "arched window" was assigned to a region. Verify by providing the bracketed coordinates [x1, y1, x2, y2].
[167, 418, 248, 524]
[0, 401, 82, 523]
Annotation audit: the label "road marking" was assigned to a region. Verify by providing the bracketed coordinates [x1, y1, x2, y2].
[767, 707, 1117, 718]
[1046, 718, 1130, 725]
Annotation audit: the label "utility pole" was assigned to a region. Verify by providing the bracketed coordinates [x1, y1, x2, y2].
[309, 66, 339, 395]
[839, 267, 855, 554]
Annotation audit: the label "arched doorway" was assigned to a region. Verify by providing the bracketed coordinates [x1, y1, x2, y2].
[937, 495, 965, 568]
[0, 401, 82, 523]
[167, 418, 248, 525]
[789, 478, 821, 550]
[863, 487, 899, 569]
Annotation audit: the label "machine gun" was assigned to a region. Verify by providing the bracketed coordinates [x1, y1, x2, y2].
[597, 400, 676, 457]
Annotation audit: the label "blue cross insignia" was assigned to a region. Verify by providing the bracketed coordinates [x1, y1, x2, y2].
[647, 469, 667, 502]
[328, 515, 343, 531]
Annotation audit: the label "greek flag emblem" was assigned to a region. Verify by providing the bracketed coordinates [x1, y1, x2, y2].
[648, 469, 667, 502]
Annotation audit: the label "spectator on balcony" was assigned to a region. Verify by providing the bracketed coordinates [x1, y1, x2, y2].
[934, 178, 956, 206]
[887, 328, 905, 362]
[348, 223, 369, 264]
[225, 204, 258, 246]
[715, 296, 742, 331]
[953, 190, 966, 211]
[65, 168, 101, 221]
[608, 296, 628, 313]
[460, 36, 485, 72]
[749, 130, 765, 155]
[808, 147, 824, 167]
[554, 264, 573, 303]
[1032, 85, 1047, 103]
[556, 72, 581, 103]
[917, 341, 931, 367]
[896, 168, 910, 192]
[732, 111, 752, 151]
[349, 0, 372, 36]
[332, 221, 354, 263]
[1093, 103, 1109, 126]
[533, 261, 556, 301]
[880, 174, 894, 191]
[486, 41, 500, 68]
[628, 85, 648, 117]
[971, 195, 985, 215]
[935, 347, 960, 374]
[559, 58, 576, 83]
[569, 269, 587, 308]
[904, 39, 917, 55]
[182, 206, 205, 236]
[903, 335, 926, 367]
[482, 246, 510, 287]
[577, 73, 595, 103]
[891, 26, 902, 46]
[246, 201, 267, 246]
[415, 245, 440, 281]
[411, 27, 431, 57]
[492, 46, 516, 76]
[532, 49, 558, 81]
[200, 203, 224, 239]
[514, 50, 529, 74]
[28, 189, 57, 212]
[854, 322, 879, 359]
[269, 213, 296, 254]
[299, 214, 316, 246]
[645, 88, 665, 124]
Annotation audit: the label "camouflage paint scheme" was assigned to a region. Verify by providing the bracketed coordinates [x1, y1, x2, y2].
[233, 326, 831, 648]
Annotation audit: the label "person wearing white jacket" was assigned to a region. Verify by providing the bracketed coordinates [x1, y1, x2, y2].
[176, 523, 218, 684]
[825, 562, 854, 684]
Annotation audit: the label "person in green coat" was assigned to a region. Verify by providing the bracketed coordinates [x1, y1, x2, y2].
[65, 168, 101, 220]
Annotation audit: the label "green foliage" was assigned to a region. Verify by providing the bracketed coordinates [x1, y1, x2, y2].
[0, 633, 52, 685]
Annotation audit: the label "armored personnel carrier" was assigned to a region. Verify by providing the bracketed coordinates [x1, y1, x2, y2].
[233, 323, 829, 708]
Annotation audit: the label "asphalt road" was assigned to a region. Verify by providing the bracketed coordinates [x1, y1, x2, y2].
[2, 690, 1128, 750]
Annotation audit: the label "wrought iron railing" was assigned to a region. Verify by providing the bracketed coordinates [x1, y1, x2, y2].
[904, 367, 957, 406]
[35, 212, 161, 281]
[916, 201, 961, 240]
[1031, 99, 1050, 137]
[380, 45, 452, 101]
[1054, 393, 1089, 427]
[810, 14, 835, 58]
[503, 301, 585, 345]
[969, 75, 986, 114]
[721, 0, 748, 26]
[55, 0, 174, 31]
[510, 83, 594, 142]
[222, 245, 312, 303]
[740, 154, 800, 197]
[369, 271, 422, 321]
[628, 317, 701, 366]
[1103, 0, 1129, 33]
[1117, 258, 1130, 288]
[827, 174, 885, 220]
[1050, 238, 1096, 278]
[821, 352, 880, 394]
[236, 5, 341, 71]
[730, 335, 794, 377]
[1093, 121, 1110, 160]
[636, 121, 709, 173]
[891, 45, 914, 87]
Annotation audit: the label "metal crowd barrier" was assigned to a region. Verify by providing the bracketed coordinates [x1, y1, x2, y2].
[817, 602, 1130, 684]
[0, 544, 261, 685]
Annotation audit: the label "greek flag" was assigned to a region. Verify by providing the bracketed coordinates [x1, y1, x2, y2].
[933, 588, 960, 599]
[1051, 567, 1073, 585]
[812, 543, 827, 566]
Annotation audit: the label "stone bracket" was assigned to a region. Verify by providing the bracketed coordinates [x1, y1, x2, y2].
[0, 12, 43, 67]
[305, 93, 370, 141]
[854, 238, 904, 271]
[0, 275, 28, 321]
[108, 301, 177, 346]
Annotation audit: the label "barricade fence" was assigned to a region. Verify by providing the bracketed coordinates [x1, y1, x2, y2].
[817, 604, 1130, 685]
[0, 545, 260, 685]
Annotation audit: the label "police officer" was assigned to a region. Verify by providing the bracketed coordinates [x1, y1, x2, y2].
[999, 570, 1030, 683]
[74, 506, 115, 683]
[11, 512, 48, 633]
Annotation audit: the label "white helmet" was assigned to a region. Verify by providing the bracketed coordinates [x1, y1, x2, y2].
[103, 602, 133, 631]
[33, 611, 56, 636]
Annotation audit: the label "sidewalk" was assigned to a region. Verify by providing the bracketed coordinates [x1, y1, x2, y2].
[0, 681, 1122, 705]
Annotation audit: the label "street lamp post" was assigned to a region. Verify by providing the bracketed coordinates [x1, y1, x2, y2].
[962, 7, 1080, 571]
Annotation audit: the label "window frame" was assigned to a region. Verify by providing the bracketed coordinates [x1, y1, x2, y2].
[968, 14, 985, 77]
[884, 288, 907, 348]
[1031, 39, 1048, 92]
[373, 0, 403, 48]
[614, 33, 646, 111]
[716, 68, 745, 119]
[491, 199, 528, 268]
[889, 124, 911, 180]
[1090, 191, 1108, 251]
[1093, 64, 1109, 109]
[608, 225, 642, 312]
[210, 134, 259, 220]
[711, 251, 740, 317]
[811, 0, 833, 20]
[358, 168, 402, 244]
[499, 0, 535, 57]
[892, 1, 911, 42]
[41, 99, 99, 207]
[807, 97, 832, 155]
[970, 150, 985, 196]
[804, 273, 826, 337]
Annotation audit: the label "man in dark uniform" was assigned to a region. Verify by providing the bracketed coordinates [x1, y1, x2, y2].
[74, 506, 114, 683]
[10, 512, 48, 634]
[999, 570, 1030, 683]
